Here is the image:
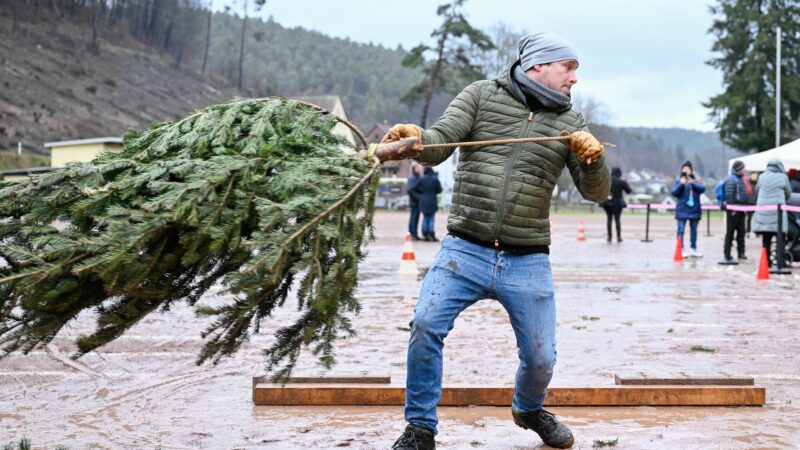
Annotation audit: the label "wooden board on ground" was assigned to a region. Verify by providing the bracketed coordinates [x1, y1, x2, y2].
[253, 384, 765, 407]
[252, 374, 391, 388]
[614, 373, 754, 386]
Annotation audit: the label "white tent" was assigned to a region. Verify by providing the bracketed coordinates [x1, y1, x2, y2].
[728, 138, 800, 172]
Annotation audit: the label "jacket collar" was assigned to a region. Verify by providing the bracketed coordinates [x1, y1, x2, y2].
[495, 61, 572, 114]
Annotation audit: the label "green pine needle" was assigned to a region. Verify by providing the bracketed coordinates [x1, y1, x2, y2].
[0, 97, 379, 381]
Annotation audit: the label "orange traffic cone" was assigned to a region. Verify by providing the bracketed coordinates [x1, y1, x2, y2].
[673, 236, 683, 263]
[576, 220, 587, 241]
[399, 233, 418, 275]
[757, 247, 770, 280]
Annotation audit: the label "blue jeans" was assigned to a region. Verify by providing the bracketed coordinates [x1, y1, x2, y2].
[409, 205, 421, 238]
[421, 213, 436, 235]
[676, 218, 699, 249]
[405, 235, 556, 434]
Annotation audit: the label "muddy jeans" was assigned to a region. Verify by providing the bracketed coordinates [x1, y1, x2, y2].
[404, 235, 556, 434]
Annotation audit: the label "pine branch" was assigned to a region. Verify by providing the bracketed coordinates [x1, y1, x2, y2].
[0, 97, 380, 379]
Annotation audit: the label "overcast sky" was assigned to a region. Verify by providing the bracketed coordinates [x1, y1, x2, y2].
[216, 0, 722, 132]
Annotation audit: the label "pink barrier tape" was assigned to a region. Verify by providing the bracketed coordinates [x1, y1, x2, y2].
[725, 204, 778, 212]
[623, 203, 795, 212]
[783, 204, 800, 213]
[627, 203, 696, 210]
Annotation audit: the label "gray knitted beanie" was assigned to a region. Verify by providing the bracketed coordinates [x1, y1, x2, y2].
[518, 32, 579, 71]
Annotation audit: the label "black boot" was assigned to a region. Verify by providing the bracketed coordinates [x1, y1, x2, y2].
[512, 408, 574, 448]
[422, 233, 431, 242]
[392, 424, 435, 450]
[428, 233, 439, 242]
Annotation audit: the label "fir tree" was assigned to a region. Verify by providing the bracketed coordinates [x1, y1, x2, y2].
[401, 0, 494, 127]
[705, 0, 800, 152]
[0, 98, 380, 381]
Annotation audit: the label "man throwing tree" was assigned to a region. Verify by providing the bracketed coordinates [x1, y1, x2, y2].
[383, 32, 610, 449]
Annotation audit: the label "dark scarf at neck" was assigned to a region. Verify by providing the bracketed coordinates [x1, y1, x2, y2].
[512, 65, 572, 110]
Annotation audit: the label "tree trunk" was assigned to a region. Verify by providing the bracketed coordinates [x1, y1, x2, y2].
[755, 99, 763, 139]
[110, 0, 123, 24]
[146, 0, 159, 43]
[137, 0, 146, 38]
[89, 0, 100, 55]
[174, 2, 184, 68]
[11, 4, 17, 36]
[420, 20, 450, 128]
[162, 4, 174, 54]
[237, 0, 249, 91]
[201, 5, 212, 74]
[51, 0, 61, 17]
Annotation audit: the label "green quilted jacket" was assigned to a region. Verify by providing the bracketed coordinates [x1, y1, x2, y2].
[415, 63, 611, 247]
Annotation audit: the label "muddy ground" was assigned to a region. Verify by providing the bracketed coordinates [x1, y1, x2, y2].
[1, 210, 799, 449]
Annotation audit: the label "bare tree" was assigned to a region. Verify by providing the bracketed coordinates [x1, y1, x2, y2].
[236, 0, 249, 90]
[50, 0, 62, 18]
[201, 0, 213, 74]
[173, 0, 186, 67]
[237, 0, 266, 91]
[475, 22, 526, 78]
[571, 95, 610, 126]
[88, 0, 100, 55]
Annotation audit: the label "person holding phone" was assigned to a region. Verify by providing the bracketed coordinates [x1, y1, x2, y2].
[671, 161, 705, 257]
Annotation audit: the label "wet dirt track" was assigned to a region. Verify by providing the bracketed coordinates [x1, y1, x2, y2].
[1, 211, 799, 449]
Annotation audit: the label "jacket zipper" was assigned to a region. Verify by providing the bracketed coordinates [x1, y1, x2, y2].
[493, 111, 534, 247]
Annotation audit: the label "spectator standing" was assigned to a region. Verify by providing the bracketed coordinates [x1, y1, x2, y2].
[789, 169, 800, 193]
[600, 167, 631, 242]
[671, 161, 705, 257]
[746, 172, 759, 237]
[411, 167, 443, 241]
[721, 160, 749, 263]
[752, 159, 792, 266]
[407, 164, 424, 240]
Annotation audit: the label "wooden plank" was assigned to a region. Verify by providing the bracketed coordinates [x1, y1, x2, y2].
[545, 386, 765, 406]
[254, 384, 405, 406]
[614, 374, 754, 386]
[253, 384, 765, 407]
[251, 374, 391, 401]
[252, 374, 390, 387]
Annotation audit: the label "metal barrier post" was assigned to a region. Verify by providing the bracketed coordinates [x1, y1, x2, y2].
[705, 208, 713, 237]
[641, 203, 653, 243]
[771, 204, 791, 275]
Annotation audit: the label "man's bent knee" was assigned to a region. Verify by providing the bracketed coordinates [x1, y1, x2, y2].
[531, 359, 556, 377]
[521, 348, 557, 374]
[408, 314, 448, 348]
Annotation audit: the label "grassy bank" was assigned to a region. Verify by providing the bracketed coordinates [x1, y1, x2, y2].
[0, 151, 50, 170]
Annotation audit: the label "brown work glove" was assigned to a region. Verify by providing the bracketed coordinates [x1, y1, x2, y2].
[381, 123, 422, 143]
[566, 130, 604, 164]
